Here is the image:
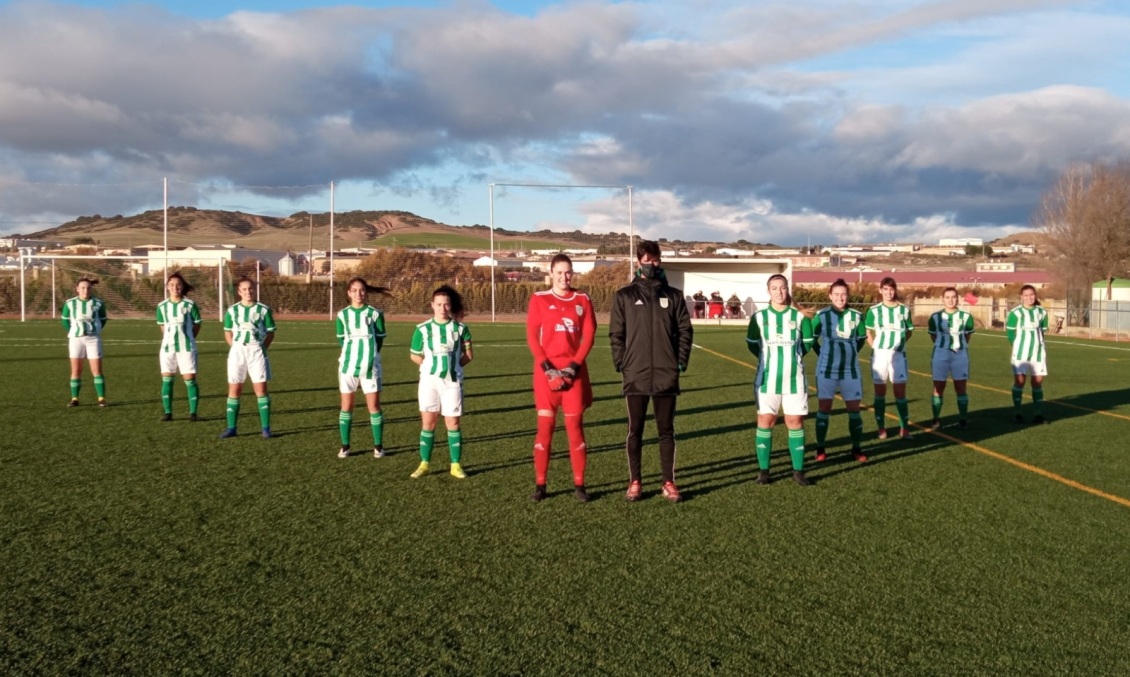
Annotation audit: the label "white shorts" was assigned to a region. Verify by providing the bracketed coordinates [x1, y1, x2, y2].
[160, 351, 197, 375]
[932, 350, 970, 381]
[339, 368, 382, 395]
[228, 343, 271, 384]
[1011, 359, 1048, 377]
[817, 376, 863, 402]
[419, 375, 463, 417]
[68, 336, 103, 359]
[757, 391, 809, 416]
[871, 349, 908, 384]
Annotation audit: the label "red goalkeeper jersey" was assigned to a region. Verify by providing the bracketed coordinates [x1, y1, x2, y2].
[526, 289, 596, 366]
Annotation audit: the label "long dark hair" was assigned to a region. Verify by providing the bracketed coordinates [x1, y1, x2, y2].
[76, 277, 99, 288]
[345, 277, 388, 295]
[433, 284, 465, 320]
[167, 272, 194, 295]
[1020, 284, 1041, 307]
[828, 278, 849, 295]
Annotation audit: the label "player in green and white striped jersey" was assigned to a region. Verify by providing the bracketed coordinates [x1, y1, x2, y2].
[409, 285, 473, 479]
[811, 279, 868, 463]
[335, 277, 388, 459]
[865, 277, 914, 440]
[927, 287, 975, 429]
[155, 273, 202, 422]
[1006, 284, 1049, 424]
[219, 277, 277, 440]
[746, 274, 814, 486]
[61, 277, 109, 407]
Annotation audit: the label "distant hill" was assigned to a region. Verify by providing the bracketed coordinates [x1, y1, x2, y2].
[27, 208, 620, 251]
[990, 230, 1051, 249]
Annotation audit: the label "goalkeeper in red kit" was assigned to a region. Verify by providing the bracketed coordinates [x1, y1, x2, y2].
[526, 253, 597, 503]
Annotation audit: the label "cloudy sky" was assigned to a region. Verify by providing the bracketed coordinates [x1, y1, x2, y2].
[1, 0, 1128, 245]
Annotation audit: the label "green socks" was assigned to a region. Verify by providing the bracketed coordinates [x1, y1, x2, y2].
[788, 428, 805, 471]
[1032, 387, 1044, 415]
[226, 398, 241, 429]
[257, 396, 270, 429]
[873, 396, 886, 428]
[956, 394, 969, 419]
[161, 376, 174, 414]
[895, 398, 910, 429]
[93, 376, 105, 399]
[419, 430, 435, 462]
[185, 379, 199, 415]
[339, 411, 352, 446]
[932, 395, 943, 420]
[370, 411, 384, 447]
[448, 430, 463, 463]
[814, 411, 830, 446]
[70, 378, 81, 399]
[848, 412, 864, 447]
[755, 427, 772, 470]
[1012, 386, 1024, 413]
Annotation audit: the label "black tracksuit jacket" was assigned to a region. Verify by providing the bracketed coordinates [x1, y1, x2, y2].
[609, 274, 694, 396]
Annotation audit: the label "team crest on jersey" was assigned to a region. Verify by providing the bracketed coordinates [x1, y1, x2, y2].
[660, 298, 669, 308]
[576, 304, 584, 316]
[786, 320, 796, 330]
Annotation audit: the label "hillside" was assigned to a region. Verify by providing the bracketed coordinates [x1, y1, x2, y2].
[28, 208, 607, 251]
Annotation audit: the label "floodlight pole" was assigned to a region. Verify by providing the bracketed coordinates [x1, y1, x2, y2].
[51, 261, 56, 318]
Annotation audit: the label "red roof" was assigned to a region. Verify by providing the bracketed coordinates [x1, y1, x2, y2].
[793, 270, 1052, 286]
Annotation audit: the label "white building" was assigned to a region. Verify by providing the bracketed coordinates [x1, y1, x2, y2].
[147, 245, 295, 274]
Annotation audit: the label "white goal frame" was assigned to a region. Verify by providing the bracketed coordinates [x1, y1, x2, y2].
[17, 252, 227, 322]
[488, 182, 633, 322]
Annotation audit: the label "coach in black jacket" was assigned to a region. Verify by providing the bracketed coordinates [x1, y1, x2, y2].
[609, 240, 693, 503]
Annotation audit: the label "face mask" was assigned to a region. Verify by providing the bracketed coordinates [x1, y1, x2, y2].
[639, 264, 659, 279]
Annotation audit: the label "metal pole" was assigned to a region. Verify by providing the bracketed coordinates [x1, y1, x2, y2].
[256, 260, 260, 302]
[163, 177, 168, 296]
[51, 261, 56, 319]
[218, 259, 224, 322]
[19, 249, 25, 322]
[628, 186, 634, 282]
[329, 181, 335, 318]
[489, 183, 496, 322]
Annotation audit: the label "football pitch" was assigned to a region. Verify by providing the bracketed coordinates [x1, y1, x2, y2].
[2, 319, 1128, 674]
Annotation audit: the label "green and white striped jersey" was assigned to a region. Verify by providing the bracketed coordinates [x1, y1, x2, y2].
[865, 302, 913, 350]
[411, 319, 472, 381]
[156, 298, 201, 353]
[813, 306, 865, 380]
[61, 296, 107, 337]
[1006, 305, 1048, 362]
[746, 306, 814, 395]
[336, 305, 386, 377]
[928, 309, 974, 352]
[223, 302, 276, 345]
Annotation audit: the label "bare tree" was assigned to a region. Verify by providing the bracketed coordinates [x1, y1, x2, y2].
[1034, 161, 1130, 299]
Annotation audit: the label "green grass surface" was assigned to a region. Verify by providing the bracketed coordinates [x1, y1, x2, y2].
[2, 319, 1129, 674]
[369, 231, 575, 251]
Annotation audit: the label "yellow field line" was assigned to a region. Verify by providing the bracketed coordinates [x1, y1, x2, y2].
[692, 343, 1130, 509]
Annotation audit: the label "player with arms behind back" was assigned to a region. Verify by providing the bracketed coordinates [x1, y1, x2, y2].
[409, 285, 473, 479]
[747, 274, 815, 486]
[811, 278, 868, 463]
[335, 277, 388, 458]
[156, 272, 202, 421]
[927, 287, 975, 429]
[1006, 284, 1049, 424]
[526, 254, 596, 503]
[219, 277, 276, 439]
[61, 277, 109, 407]
[865, 277, 914, 440]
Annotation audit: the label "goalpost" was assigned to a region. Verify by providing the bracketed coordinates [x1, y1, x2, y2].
[487, 182, 633, 321]
[18, 253, 227, 321]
